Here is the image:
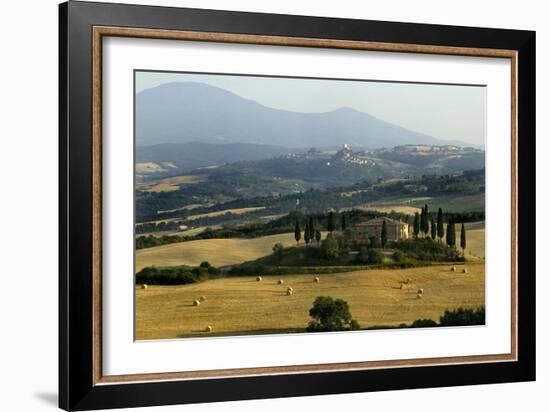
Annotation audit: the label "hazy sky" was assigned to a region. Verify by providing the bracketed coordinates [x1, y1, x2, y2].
[136, 71, 486, 146]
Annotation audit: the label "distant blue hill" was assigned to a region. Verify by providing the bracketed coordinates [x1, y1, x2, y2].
[136, 82, 475, 149]
[136, 141, 292, 173]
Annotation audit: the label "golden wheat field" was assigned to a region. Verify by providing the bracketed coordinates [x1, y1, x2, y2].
[463, 222, 485, 259]
[135, 232, 303, 271]
[141, 175, 207, 192]
[135, 262, 485, 340]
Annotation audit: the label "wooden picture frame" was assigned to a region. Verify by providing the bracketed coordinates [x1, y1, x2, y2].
[59, 1, 535, 410]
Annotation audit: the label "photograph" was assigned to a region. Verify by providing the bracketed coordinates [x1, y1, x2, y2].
[53, 1, 537, 410]
[134, 71, 487, 340]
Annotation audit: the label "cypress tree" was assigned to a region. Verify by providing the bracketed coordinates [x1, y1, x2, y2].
[431, 217, 437, 240]
[413, 212, 420, 239]
[460, 223, 467, 255]
[422, 204, 430, 237]
[304, 221, 311, 244]
[327, 211, 336, 233]
[446, 221, 456, 248]
[309, 216, 315, 241]
[381, 219, 388, 248]
[315, 229, 322, 245]
[420, 206, 426, 238]
[437, 208, 444, 242]
[341, 213, 347, 231]
[294, 221, 301, 244]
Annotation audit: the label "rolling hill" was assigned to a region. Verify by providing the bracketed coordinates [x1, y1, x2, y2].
[136, 82, 475, 149]
[136, 141, 293, 173]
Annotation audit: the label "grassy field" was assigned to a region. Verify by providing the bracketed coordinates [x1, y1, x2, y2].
[410, 194, 485, 212]
[140, 175, 207, 192]
[366, 194, 485, 213]
[136, 262, 485, 340]
[186, 206, 266, 221]
[135, 232, 301, 270]
[136, 225, 217, 239]
[157, 203, 211, 215]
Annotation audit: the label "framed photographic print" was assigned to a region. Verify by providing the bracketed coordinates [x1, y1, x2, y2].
[59, 1, 535, 410]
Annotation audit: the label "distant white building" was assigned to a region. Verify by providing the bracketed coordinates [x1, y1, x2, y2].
[342, 143, 351, 159]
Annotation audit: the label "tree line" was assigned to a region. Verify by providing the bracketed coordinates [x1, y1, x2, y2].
[412, 205, 467, 255]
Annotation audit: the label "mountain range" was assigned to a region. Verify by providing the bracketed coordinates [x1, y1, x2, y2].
[136, 82, 476, 149]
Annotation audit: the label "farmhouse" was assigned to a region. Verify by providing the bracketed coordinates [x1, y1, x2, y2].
[357, 217, 409, 241]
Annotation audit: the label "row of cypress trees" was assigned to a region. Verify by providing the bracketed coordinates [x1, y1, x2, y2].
[295, 215, 322, 245]
[412, 205, 467, 253]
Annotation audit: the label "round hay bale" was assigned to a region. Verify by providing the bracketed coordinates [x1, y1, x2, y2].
[256, 276, 262, 282]
[205, 325, 212, 332]
[400, 283, 405, 290]
[314, 277, 320, 283]
[141, 284, 148, 290]
[278, 279, 284, 285]
[199, 295, 207, 302]
[193, 300, 201, 307]
[451, 266, 457, 272]
[417, 293, 423, 299]
[406, 278, 411, 284]
[417, 288, 424, 294]
[287, 287, 293, 292]
[286, 289, 293, 296]
[462, 267, 468, 273]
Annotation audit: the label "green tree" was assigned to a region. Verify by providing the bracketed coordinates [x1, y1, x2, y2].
[341, 213, 347, 231]
[309, 216, 315, 242]
[460, 222, 467, 255]
[410, 319, 438, 328]
[272, 243, 284, 259]
[306, 296, 360, 332]
[294, 221, 301, 244]
[420, 204, 427, 236]
[356, 247, 384, 264]
[413, 212, 420, 239]
[430, 217, 437, 240]
[446, 221, 456, 248]
[437, 208, 444, 242]
[315, 229, 322, 245]
[321, 234, 339, 259]
[440, 306, 485, 326]
[381, 219, 388, 248]
[327, 211, 336, 233]
[304, 221, 311, 244]
[422, 204, 430, 237]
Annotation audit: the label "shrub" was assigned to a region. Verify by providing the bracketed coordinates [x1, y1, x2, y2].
[392, 250, 406, 262]
[306, 296, 360, 332]
[199, 261, 211, 268]
[272, 243, 285, 259]
[355, 247, 384, 264]
[391, 238, 463, 262]
[135, 264, 218, 285]
[410, 319, 438, 328]
[321, 235, 340, 260]
[440, 306, 485, 326]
